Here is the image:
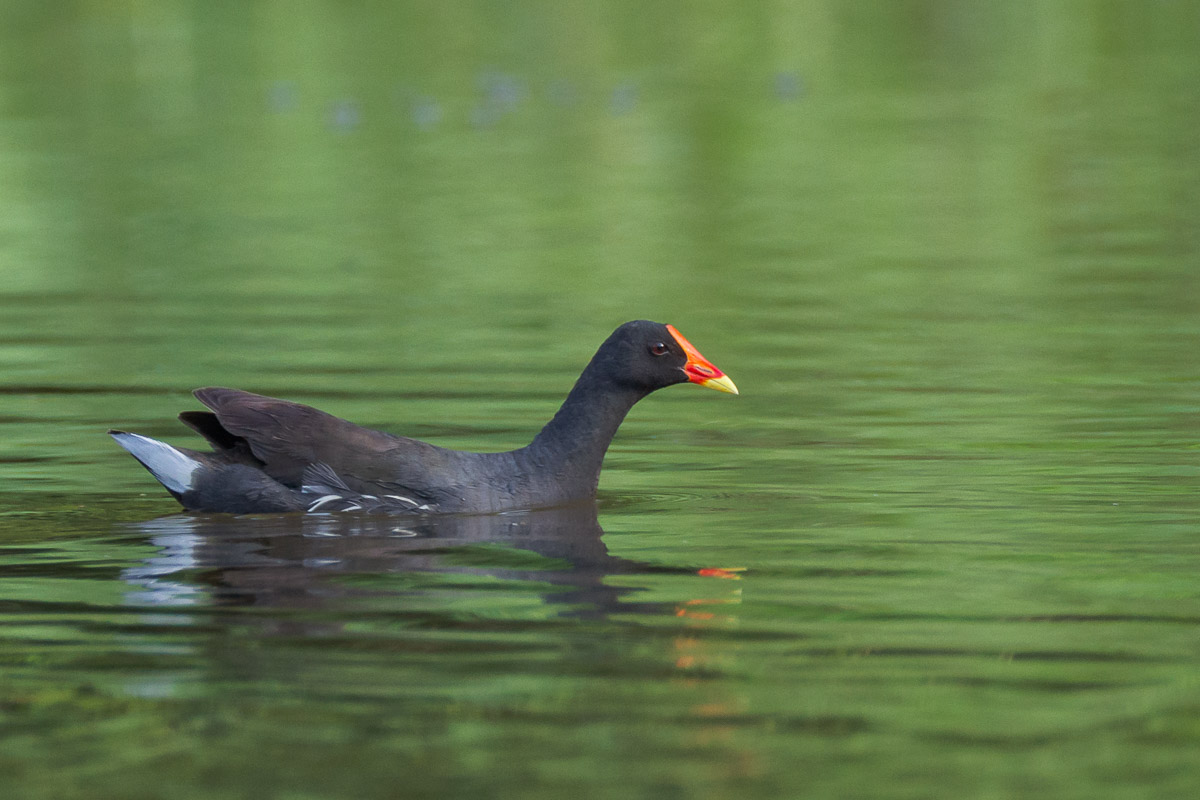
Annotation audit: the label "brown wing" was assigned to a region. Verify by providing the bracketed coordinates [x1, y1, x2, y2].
[190, 387, 465, 499]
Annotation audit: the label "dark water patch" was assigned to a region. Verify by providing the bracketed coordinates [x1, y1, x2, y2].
[788, 646, 1172, 664]
[472, 706, 870, 736]
[1008, 614, 1200, 625]
[0, 291, 95, 306]
[599, 490, 713, 510]
[871, 454, 1006, 466]
[920, 731, 1063, 749]
[0, 335, 149, 346]
[61, 620, 230, 638]
[939, 676, 1138, 692]
[789, 567, 919, 578]
[251, 364, 399, 376]
[0, 599, 207, 616]
[0, 562, 127, 580]
[1005, 649, 1178, 663]
[803, 609, 1200, 626]
[772, 715, 871, 736]
[0, 546, 59, 555]
[889, 385, 1009, 395]
[0, 385, 187, 397]
[34, 650, 201, 673]
[267, 634, 555, 657]
[260, 616, 801, 647]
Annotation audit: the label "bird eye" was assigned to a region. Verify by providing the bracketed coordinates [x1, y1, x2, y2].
[649, 342, 670, 356]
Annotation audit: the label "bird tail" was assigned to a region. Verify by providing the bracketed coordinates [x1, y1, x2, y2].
[109, 431, 201, 496]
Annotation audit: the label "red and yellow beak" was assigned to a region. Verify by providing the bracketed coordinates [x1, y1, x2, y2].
[666, 324, 739, 395]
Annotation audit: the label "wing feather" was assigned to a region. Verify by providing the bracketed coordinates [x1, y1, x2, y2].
[192, 387, 460, 500]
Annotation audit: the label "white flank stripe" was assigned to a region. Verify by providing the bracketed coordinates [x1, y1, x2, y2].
[306, 494, 343, 511]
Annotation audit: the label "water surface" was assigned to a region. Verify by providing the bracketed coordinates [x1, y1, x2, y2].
[1, 4, 1198, 799]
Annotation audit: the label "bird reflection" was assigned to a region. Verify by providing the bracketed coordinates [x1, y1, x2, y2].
[120, 504, 707, 622]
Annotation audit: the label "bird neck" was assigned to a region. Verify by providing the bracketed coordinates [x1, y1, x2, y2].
[524, 369, 648, 499]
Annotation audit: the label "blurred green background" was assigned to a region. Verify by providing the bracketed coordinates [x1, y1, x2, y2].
[1, 2, 1198, 799]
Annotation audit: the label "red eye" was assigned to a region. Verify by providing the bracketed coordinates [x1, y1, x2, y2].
[649, 342, 669, 356]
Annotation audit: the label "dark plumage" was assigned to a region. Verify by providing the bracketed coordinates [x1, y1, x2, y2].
[110, 320, 737, 514]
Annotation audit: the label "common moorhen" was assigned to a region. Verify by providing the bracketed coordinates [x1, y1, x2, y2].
[110, 320, 737, 514]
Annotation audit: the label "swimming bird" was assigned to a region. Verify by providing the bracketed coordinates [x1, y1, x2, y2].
[110, 320, 737, 514]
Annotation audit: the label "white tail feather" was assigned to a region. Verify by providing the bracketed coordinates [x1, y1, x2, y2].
[110, 432, 200, 494]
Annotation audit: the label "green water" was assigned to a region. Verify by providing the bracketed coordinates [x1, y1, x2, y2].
[2, 3, 1199, 798]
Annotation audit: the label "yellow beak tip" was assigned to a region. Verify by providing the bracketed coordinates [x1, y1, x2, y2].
[701, 375, 739, 395]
